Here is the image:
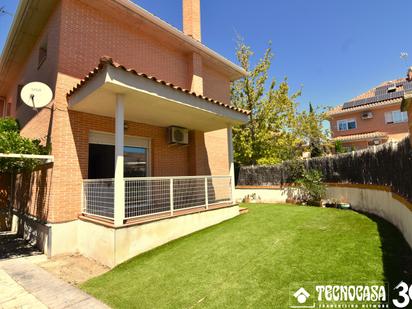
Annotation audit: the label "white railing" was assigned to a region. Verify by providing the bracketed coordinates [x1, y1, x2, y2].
[83, 179, 115, 219]
[82, 176, 232, 221]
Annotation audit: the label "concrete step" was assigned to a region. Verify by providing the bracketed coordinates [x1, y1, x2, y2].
[239, 207, 249, 215]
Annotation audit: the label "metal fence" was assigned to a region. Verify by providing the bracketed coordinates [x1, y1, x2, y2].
[237, 138, 412, 203]
[82, 176, 232, 220]
[83, 179, 115, 219]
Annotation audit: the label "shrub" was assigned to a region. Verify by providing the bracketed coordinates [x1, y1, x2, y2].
[0, 118, 49, 173]
[295, 169, 326, 203]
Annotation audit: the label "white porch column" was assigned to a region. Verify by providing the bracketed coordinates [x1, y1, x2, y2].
[227, 126, 235, 203]
[114, 94, 125, 226]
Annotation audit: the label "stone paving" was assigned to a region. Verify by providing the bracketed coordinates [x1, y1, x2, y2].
[0, 268, 46, 308]
[0, 232, 110, 309]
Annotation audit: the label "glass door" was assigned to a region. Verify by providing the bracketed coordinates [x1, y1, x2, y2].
[124, 146, 148, 177]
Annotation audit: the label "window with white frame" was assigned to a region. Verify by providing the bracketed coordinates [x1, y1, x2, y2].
[337, 119, 357, 131]
[384, 110, 408, 124]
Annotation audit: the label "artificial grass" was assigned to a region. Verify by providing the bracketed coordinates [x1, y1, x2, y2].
[81, 204, 412, 308]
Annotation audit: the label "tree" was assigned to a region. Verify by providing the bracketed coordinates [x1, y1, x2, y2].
[297, 103, 330, 157]
[0, 118, 49, 172]
[231, 39, 302, 165]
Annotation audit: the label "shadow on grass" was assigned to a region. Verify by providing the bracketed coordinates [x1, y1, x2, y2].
[363, 213, 412, 285]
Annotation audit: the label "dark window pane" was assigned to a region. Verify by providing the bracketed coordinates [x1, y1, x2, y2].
[88, 144, 115, 179]
[124, 146, 147, 177]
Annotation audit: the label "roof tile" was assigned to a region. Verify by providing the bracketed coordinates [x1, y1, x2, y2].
[67, 56, 250, 116]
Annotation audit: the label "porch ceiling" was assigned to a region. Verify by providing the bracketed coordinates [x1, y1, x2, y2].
[67, 57, 249, 132]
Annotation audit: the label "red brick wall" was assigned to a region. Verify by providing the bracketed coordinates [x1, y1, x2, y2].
[3, 0, 232, 223]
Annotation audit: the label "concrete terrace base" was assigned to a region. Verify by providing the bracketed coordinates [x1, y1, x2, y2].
[12, 205, 240, 267]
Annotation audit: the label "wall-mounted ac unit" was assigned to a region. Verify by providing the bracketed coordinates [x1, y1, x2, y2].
[361, 111, 373, 119]
[168, 126, 189, 145]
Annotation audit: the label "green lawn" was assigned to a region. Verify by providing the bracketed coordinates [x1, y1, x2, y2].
[81, 204, 412, 308]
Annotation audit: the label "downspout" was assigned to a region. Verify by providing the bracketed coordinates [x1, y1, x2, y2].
[0, 97, 5, 117]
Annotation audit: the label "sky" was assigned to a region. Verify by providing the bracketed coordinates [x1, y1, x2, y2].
[1, 0, 412, 112]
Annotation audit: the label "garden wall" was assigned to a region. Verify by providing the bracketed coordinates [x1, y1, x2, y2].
[326, 184, 412, 248]
[238, 138, 412, 203]
[237, 138, 412, 248]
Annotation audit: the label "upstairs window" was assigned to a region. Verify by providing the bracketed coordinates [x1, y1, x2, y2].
[337, 119, 357, 131]
[38, 38, 48, 68]
[387, 86, 396, 93]
[385, 110, 408, 124]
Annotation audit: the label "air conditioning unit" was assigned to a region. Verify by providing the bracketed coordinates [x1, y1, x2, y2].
[168, 126, 189, 145]
[361, 111, 373, 119]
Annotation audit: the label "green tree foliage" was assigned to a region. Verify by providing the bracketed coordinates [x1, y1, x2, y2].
[231, 39, 329, 165]
[0, 118, 49, 173]
[297, 103, 330, 157]
[334, 140, 345, 154]
[295, 169, 326, 203]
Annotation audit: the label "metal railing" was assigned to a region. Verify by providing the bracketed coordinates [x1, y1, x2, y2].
[83, 179, 115, 219]
[82, 176, 232, 221]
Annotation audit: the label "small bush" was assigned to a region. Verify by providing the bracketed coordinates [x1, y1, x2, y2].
[0, 118, 49, 173]
[295, 169, 326, 203]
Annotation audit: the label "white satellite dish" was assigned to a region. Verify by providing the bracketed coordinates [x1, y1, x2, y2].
[20, 82, 53, 111]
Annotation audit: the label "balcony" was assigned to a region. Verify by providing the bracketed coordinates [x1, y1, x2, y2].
[82, 175, 233, 225]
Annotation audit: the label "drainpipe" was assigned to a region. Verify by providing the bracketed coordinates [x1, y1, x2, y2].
[46, 224, 52, 258]
[227, 126, 235, 203]
[0, 97, 5, 117]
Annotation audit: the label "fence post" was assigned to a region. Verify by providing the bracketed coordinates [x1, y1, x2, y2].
[205, 177, 209, 209]
[80, 181, 84, 214]
[170, 178, 174, 216]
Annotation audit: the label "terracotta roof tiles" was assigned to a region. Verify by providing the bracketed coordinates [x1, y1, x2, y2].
[67, 56, 250, 116]
[333, 131, 388, 142]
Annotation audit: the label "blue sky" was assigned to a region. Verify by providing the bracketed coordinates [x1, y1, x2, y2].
[1, 0, 412, 111]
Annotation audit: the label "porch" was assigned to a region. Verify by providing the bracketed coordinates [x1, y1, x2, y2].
[82, 175, 233, 225]
[67, 57, 249, 228]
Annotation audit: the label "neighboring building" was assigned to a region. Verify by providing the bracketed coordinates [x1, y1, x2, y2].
[328, 69, 412, 151]
[0, 0, 249, 267]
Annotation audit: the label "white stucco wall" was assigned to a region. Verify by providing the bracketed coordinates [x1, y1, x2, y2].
[326, 186, 412, 249]
[234, 187, 298, 203]
[12, 205, 240, 267]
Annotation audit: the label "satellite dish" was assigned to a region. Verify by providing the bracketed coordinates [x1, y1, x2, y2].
[20, 82, 53, 111]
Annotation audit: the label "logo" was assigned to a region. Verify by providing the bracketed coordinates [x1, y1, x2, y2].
[289, 282, 389, 308]
[289, 284, 316, 308]
[294, 288, 310, 304]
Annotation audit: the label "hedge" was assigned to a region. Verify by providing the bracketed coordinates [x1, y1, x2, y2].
[237, 138, 412, 202]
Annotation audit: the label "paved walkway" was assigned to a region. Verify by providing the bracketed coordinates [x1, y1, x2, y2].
[0, 233, 110, 309]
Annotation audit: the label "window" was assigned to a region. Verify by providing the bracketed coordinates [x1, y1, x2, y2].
[87, 131, 151, 179]
[88, 145, 149, 179]
[384, 110, 408, 124]
[124, 146, 148, 177]
[337, 119, 357, 131]
[38, 38, 48, 68]
[387, 86, 396, 93]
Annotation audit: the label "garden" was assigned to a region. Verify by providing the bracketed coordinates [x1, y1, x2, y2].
[81, 203, 412, 308]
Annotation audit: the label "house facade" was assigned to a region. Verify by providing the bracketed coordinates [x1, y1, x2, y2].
[0, 0, 248, 266]
[328, 70, 411, 151]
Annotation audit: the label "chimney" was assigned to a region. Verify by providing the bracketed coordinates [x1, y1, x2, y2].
[407, 66, 412, 82]
[183, 0, 201, 41]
